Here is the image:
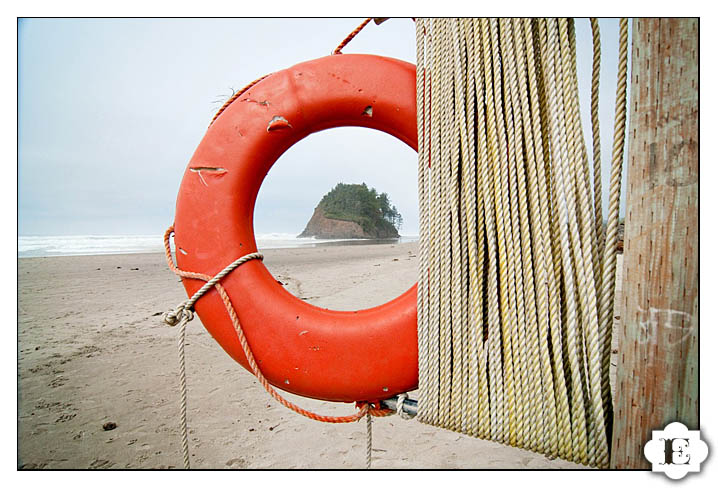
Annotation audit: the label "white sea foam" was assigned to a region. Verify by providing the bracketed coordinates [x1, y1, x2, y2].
[18, 234, 419, 257]
[18, 235, 168, 258]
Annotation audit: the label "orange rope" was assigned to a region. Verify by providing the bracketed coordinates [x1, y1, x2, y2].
[208, 74, 271, 127]
[164, 226, 392, 423]
[333, 18, 373, 55]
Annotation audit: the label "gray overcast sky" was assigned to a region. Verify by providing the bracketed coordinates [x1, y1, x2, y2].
[18, 18, 629, 237]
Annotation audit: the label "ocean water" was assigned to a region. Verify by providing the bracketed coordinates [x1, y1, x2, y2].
[18, 233, 419, 258]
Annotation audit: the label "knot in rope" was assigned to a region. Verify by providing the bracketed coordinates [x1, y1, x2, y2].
[162, 303, 193, 327]
[161, 240, 263, 329]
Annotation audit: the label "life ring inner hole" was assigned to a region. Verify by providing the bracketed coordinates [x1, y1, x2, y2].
[253, 126, 419, 311]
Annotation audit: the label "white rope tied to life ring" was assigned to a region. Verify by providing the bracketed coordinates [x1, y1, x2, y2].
[396, 393, 412, 420]
[162, 251, 263, 469]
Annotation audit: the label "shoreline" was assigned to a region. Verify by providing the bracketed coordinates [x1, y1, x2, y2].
[18, 235, 421, 259]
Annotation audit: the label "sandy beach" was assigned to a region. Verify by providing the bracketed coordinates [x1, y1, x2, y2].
[18, 243, 621, 469]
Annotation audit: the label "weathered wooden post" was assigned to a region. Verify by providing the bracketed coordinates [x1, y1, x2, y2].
[610, 18, 698, 469]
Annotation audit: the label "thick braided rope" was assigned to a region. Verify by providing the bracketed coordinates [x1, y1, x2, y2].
[458, 18, 483, 438]
[539, 16, 585, 460]
[455, 18, 474, 434]
[507, 17, 544, 453]
[547, 18, 589, 464]
[492, 17, 522, 447]
[421, 18, 438, 427]
[472, 18, 498, 441]
[447, 19, 468, 433]
[424, 18, 442, 427]
[415, 17, 430, 426]
[510, 16, 545, 453]
[560, 18, 607, 467]
[535, 19, 573, 460]
[590, 18, 605, 270]
[519, 17, 559, 457]
[571, 20, 611, 467]
[428, 18, 443, 428]
[479, 18, 506, 444]
[599, 17, 629, 440]
[501, 17, 533, 449]
[437, 18, 453, 431]
[446, 19, 463, 432]
[467, 18, 491, 441]
[556, 18, 590, 462]
[459, 20, 474, 436]
[541, 19, 587, 463]
[439, 18, 454, 430]
[163, 227, 391, 467]
[415, 18, 628, 468]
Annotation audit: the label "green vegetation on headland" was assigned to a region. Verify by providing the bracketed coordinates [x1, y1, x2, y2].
[319, 183, 402, 237]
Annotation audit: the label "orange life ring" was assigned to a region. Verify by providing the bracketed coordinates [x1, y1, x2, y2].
[173, 54, 418, 403]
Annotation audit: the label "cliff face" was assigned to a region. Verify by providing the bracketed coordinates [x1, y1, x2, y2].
[298, 206, 398, 239]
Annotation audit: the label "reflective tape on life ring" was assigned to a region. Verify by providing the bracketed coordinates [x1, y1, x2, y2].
[174, 54, 418, 403]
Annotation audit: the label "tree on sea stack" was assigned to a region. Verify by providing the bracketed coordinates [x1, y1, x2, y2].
[298, 183, 402, 239]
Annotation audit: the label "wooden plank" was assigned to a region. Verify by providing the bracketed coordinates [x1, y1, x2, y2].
[610, 18, 698, 469]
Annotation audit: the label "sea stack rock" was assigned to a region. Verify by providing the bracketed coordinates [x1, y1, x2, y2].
[298, 183, 401, 239]
[298, 206, 373, 239]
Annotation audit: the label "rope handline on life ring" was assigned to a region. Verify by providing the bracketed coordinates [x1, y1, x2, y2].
[164, 224, 393, 469]
[163, 226, 392, 421]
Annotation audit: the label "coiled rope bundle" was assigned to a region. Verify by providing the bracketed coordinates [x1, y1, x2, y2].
[415, 18, 628, 468]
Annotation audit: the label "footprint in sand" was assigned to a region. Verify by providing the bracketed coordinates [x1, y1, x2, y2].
[48, 376, 68, 388]
[225, 457, 248, 469]
[88, 459, 114, 469]
[55, 412, 76, 423]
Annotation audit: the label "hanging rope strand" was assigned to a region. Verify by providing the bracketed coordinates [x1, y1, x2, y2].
[333, 18, 372, 55]
[590, 18, 605, 270]
[599, 17, 629, 445]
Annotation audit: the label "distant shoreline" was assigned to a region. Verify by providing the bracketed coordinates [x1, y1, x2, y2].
[18, 234, 420, 258]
